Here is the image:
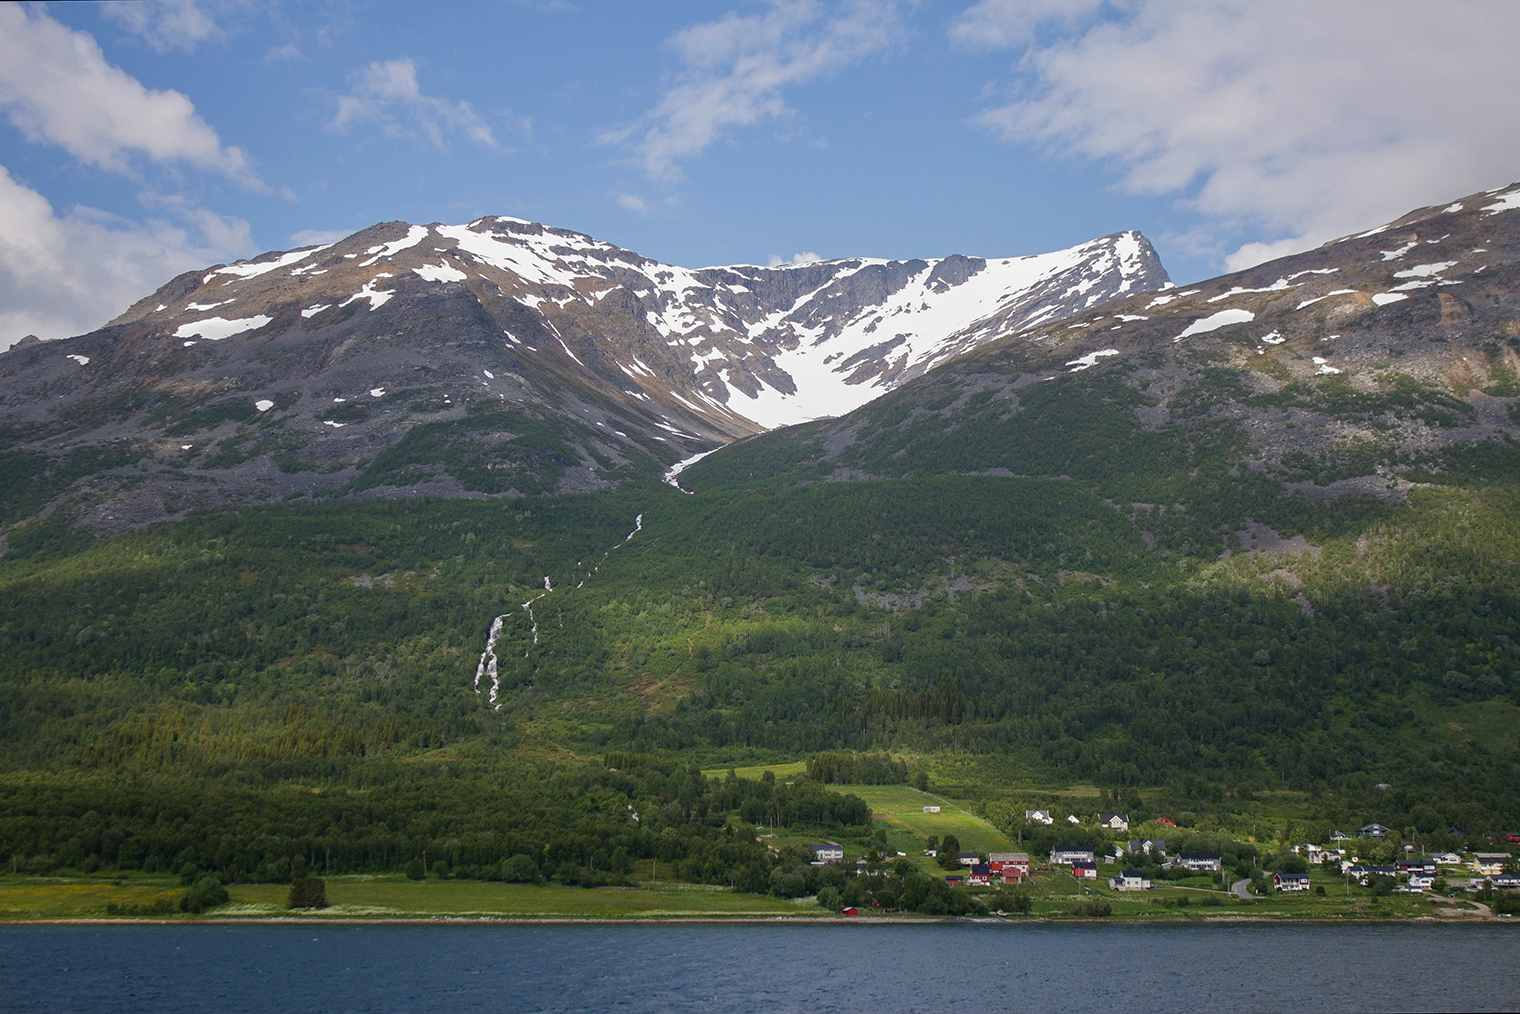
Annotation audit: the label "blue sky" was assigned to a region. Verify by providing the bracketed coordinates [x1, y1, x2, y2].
[3, 0, 1519, 346]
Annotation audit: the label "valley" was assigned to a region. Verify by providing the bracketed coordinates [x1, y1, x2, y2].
[1, 185, 1518, 921]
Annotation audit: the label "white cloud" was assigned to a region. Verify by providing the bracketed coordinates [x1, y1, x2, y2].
[611, 0, 902, 182]
[958, 0, 1520, 269]
[0, 165, 255, 349]
[0, 5, 255, 182]
[768, 251, 821, 266]
[617, 193, 651, 214]
[101, 0, 228, 53]
[948, 0, 1103, 49]
[333, 59, 496, 149]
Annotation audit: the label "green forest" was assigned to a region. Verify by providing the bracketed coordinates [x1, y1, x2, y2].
[1, 359, 1518, 904]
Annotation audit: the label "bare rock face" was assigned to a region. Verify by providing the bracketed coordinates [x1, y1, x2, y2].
[0, 220, 1168, 531]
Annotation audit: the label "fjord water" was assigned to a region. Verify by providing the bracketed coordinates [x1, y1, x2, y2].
[2, 923, 1517, 1012]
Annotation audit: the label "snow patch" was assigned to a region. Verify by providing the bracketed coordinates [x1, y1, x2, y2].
[300, 304, 331, 318]
[1392, 261, 1458, 278]
[1379, 239, 1418, 261]
[254, 399, 274, 412]
[663, 448, 721, 492]
[1174, 308, 1254, 341]
[1312, 357, 1341, 376]
[65, 354, 89, 366]
[1145, 289, 1199, 309]
[1295, 289, 1358, 310]
[359, 225, 429, 266]
[1207, 278, 1293, 302]
[1372, 293, 1408, 306]
[1065, 349, 1120, 372]
[369, 388, 386, 398]
[208, 245, 330, 281]
[1260, 331, 1286, 345]
[340, 276, 396, 310]
[173, 315, 273, 341]
[414, 262, 468, 283]
[1482, 190, 1520, 215]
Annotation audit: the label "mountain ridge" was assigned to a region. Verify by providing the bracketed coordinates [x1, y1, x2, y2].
[0, 219, 1168, 534]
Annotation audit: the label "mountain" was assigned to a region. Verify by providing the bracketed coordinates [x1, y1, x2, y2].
[688, 182, 1520, 524]
[0, 220, 1167, 534]
[2, 184, 1519, 894]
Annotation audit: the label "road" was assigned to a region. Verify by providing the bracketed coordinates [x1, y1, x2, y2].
[1231, 878, 1254, 900]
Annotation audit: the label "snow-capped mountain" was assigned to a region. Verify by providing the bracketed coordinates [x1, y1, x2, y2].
[109, 218, 1170, 431]
[0, 218, 1168, 531]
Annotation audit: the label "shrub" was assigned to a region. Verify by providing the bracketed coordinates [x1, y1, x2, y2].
[288, 877, 328, 909]
[501, 854, 538, 883]
[181, 875, 228, 914]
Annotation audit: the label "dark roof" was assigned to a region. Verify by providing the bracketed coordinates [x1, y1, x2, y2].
[970, 864, 990, 874]
[1179, 852, 1221, 860]
[1121, 869, 1146, 878]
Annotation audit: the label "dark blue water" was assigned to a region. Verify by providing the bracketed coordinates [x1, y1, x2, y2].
[1, 922, 1517, 1012]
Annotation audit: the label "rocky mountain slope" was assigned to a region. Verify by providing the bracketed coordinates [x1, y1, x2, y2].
[0, 220, 1166, 533]
[690, 182, 1520, 542]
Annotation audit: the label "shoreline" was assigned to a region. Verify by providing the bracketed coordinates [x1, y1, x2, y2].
[3, 913, 1509, 926]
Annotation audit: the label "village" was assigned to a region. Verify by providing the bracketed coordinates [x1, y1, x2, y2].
[783, 788, 1520, 918]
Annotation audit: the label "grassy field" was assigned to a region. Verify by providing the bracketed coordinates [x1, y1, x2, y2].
[0, 869, 1483, 922]
[0, 875, 818, 921]
[699, 761, 809, 781]
[847, 785, 1017, 856]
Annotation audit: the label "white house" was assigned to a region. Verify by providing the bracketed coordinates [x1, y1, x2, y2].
[1176, 852, 1223, 872]
[1273, 873, 1311, 892]
[1407, 872, 1435, 890]
[1025, 810, 1054, 825]
[923, 805, 941, 814]
[811, 844, 844, 863]
[1051, 846, 1096, 865]
[1097, 813, 1130, 832]
[1113, 869, 1152, 891]
[1067, 814, 1081, 825]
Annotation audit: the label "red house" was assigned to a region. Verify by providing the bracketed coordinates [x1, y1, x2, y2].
[1072, 862, 1098, 880]
[988, 852, 1031, 877]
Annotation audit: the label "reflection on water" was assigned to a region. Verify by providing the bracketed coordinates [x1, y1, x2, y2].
[2, 922, 1519, 1013]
